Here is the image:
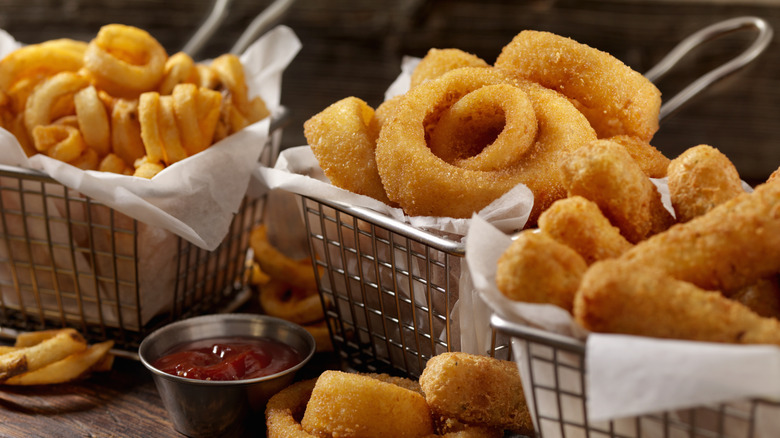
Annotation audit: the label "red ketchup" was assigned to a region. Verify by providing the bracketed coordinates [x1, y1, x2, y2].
[152, 336, 302, 381]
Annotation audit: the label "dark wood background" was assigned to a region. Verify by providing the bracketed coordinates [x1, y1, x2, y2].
[1, 0, 779, 183]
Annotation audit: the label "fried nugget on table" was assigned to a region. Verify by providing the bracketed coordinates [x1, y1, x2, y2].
[620, 178, 780, 292]
[496, 230, 587, 312]
[574, 259, 780, 345]
[606, 134, 670, 178]
[538, 196, 633, 265]
[559, 139, 675, 243]
[667, 144, 745, 223]
[420, 352, 534, 436]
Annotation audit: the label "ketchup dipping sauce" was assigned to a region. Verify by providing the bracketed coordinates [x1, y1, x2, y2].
[152, 336, 302, 381]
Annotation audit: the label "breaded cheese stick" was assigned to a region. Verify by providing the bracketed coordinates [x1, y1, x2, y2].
[620, 179, 780, 292]
[574, 259, 780, 345]
[559, 139, 675, 243]
[538, 196, 633, 265]
[667, 144, 745, 222]
[496, 230, 587, 312]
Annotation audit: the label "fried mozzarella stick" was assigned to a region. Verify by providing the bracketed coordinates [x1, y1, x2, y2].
[496, 230, 587, 312]
[538, 196, 633, 265]
[667, 144, 745, 223]
[420, 352, 534, 435]
[559, 139, 675, 243]
[574, 259, 780, 345]
[620, 179, 780, 292]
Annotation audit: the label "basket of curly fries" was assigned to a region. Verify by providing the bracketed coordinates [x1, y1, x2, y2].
[256, 17, 780, 436]
[0, 23, 301, 351]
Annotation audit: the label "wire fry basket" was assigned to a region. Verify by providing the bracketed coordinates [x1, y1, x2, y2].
[0, 113, 286, 355]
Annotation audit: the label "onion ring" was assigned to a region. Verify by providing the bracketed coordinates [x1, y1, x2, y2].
[74, 85, 111, 156]
[23, 71, 88, 137]
[410, 48, 489, 89]
[110, 98, 146, 166]
[420, 352, 534, 435]
[304, 96, 393, 205]
[209, 53, 251, 116]
[495, 30, 661, 141]
[83, 24, 167, 98]
[301, 370, 434, 438]
[250, 225, 319, 292]
[259, 279, 324, 325]
[427, 83, 537, 171]
[265, 379, 318, 438]
[158, 51, 196, 95]
[375, 67, 596, 221]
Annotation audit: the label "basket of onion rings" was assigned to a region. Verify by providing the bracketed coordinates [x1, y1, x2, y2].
[258, 16, 773, 382]
[0, 22, 301, 352]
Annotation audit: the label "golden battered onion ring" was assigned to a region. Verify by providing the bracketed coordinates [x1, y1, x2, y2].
[304, 96, 393, 205]
[259, 279, 324, 325]
[0, 38, 86, 92]
[375, 67, 596, 221]
[158, 51, 196, 95]
[250, 225, 319, 292]
[110, 98, 146, 166]
[495, 30, 661, 141]
[667, 144, 745, 223]
[265, 379, 318, 438]
[301, 370, 434, 438]
[420, 352, 534, 435]
[24, 71, 88, 136]
[410, 48, 489, 89]
[83, 24, 167, 98]
[31, 124, 86, 162]
[428, 83, 537, 171]
[74, 85, 111, 156]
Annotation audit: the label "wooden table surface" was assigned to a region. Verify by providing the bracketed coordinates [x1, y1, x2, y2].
[0, 346, 339, 438]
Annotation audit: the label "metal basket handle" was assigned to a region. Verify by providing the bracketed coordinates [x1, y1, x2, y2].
[645, 16, 773, 121]
[181, 0, 296, 57]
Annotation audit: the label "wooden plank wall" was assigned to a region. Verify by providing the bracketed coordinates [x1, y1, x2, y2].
[2, 0, 779, 182]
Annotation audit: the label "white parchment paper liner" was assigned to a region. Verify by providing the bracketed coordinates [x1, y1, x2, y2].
[0, 25, 302, 328]
[466, 214, 780, 438]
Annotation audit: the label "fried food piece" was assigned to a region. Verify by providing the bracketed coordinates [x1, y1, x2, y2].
[420, 352, 534, 435]
[620, 179, 780, 292]
[410, 48, 490, 89]
[727, 277, 780, 320]
[559, 139, 675, 243]
[574, 259, 780, 344]
[667, 144, 745, 223]
[259, 279, 324, 325]
[301, 370, 434, 438]
[606, 135, 670, 178]
[496, 230, 587, 313]
[304, 96, 393, 205]
[538, 196, 633, 265]
[376, 67, 596, 221]
[0, 329, 87, 381]
[4, 340, 114, 385]
[495, 30, 661, 142]
[250, 225, 318, 292]
[266, 378, 317, 438]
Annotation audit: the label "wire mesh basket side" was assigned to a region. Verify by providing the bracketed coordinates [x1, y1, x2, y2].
[491, 315, 777, 438]
[301, 196, 465, 377]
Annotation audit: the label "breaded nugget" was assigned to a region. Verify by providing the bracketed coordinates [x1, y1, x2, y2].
[606, 134, 670, 178]
[538, 196, 633, 265]
[301, 370, 434, 438]
[667, 144, 745, 222]
[574, 259, 780, 345]
[420, 352, 534, 435]
[496, 230, 587, 312]
[559, 139, 675, 243]
[620, 179, 780, 292]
